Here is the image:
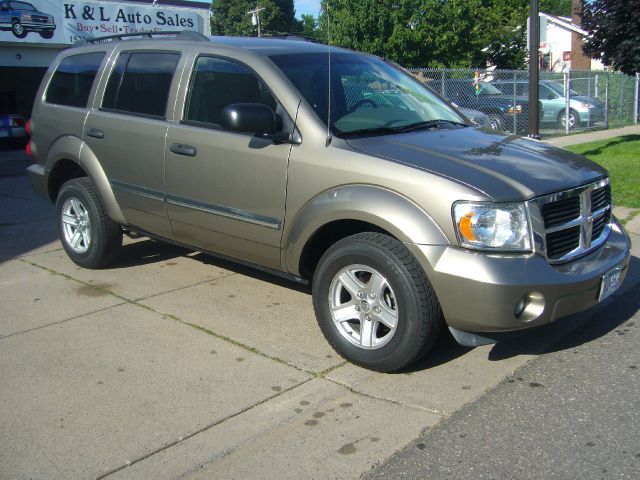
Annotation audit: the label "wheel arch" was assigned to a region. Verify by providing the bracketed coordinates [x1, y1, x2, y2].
[284, 185, 449, 278]
[45, 135, 126, 224]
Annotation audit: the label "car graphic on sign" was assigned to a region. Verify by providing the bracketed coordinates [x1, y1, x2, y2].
[0, 0, 55, 39]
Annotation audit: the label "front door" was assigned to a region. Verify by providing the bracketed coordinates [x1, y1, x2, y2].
[165, 56, 291, 269]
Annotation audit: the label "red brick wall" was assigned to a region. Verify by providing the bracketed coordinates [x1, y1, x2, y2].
[571, 0, 592, 70]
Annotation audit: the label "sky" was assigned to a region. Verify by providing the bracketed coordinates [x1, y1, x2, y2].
[295, 0, 321, 18]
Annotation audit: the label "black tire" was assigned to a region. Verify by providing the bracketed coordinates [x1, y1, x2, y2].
[39, 30, 54, 39]
[487, 114, 506, 131]
[312, 232, 442, 372]
[56, 177, 122, 269]
[558, 108, 579, 130]
[12, 21, 27, 39]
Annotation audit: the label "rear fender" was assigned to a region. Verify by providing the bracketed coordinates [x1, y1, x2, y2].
[45, 135, 126, 224]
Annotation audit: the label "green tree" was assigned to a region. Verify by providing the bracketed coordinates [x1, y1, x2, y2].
[581, 0, 640, 76]
[293, 13, 319, 39]
[211, 0, 295, 36]
[318, 0, 485, 68]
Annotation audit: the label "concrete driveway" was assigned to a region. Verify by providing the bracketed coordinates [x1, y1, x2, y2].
[1, 147, 638, 479]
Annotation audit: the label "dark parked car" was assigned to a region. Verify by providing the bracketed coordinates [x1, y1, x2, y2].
[0, 113, 26, 147]
[0, 0, 55, 39]
[427, 78, 529, 133]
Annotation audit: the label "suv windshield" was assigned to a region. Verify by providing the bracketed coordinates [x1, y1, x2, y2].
[270, 52, 464, 137]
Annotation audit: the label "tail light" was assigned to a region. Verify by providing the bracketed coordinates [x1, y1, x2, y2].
[12, 117, 25, 127]
[25, 119, 32, 156]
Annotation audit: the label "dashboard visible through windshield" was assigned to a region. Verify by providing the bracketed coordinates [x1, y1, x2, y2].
[270, 52, 466, 137]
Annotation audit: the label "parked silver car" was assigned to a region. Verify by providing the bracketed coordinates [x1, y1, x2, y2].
[492, 79, 605, 129]
[27, 32, 630, 371]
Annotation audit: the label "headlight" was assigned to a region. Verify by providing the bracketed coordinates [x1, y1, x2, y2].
[506, 105, 522, 115]
[21, 14, 32, 21]
[453, 202, 531, 251]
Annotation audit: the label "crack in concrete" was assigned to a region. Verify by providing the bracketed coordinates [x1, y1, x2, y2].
[324, 377, 445, 416]
[132, 271, 238, 302]
[97, 377, 314, 480]
[0, 302, 128, 341]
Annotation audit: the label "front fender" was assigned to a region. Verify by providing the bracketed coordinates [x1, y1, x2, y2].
[283, 185, 450, 275]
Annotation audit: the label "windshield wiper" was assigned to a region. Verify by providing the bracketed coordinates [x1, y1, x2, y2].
[339, 126, 400, 138]
[396, 119, 467, 132]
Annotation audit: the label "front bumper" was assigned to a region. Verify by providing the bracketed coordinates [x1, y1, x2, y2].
[578, 107, 604, 124]
[408, 218, 631, 334]
[23, 22, 55, 32]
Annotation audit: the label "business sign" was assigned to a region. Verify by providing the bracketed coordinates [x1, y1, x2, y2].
[0, 0, 204, 45]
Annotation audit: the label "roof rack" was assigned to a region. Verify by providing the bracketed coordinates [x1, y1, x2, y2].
[74, 30, 208, 46]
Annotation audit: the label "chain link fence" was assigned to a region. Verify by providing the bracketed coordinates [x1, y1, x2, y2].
[410, 68, 640, 137]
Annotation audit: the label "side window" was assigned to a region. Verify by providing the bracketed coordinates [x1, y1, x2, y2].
[184, 56, 278, 129]
[495, 83, 512, 95]
[541, 85, 554, 98]
[45, 52, 105, 108]
[516, 84, 528, 96]
[102, 51, 180, 117]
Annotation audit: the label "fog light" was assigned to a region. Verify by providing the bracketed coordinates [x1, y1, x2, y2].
[514, 292, 545, 323]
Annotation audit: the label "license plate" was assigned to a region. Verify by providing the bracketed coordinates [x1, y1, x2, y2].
[599, 265, 622, 302]
[0, 129, 9, 138]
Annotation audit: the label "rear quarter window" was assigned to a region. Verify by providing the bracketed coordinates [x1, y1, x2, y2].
[46, 52, 106, 108]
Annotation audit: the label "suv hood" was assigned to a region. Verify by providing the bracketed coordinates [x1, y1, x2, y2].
[346, 127, 607, 201]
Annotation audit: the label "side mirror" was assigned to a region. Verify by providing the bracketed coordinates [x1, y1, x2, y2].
[222, 103, 290, 143]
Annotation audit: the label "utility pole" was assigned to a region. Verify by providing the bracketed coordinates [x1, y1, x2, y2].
[528, 0, 540, 139]
[247, 6, 266, 37]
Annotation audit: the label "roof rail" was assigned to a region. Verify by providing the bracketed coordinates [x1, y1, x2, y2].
[74, 30, 208, 46]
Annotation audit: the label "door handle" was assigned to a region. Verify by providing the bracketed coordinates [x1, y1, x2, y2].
[86, 127, 104, 139]
[170, 143, 197, 157]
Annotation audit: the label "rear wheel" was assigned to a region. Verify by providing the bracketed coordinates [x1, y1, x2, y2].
[312, 232, 442, 372]
[56, 177, 122, 268]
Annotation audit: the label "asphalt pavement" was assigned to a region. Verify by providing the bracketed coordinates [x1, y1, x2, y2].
[365, 280, 640, 480]
[0, 125, 638, 479]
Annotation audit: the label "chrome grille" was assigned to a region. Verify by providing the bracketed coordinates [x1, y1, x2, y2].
[528, 179, 612, 263]
[591, 184, 611, 212]
[541, 195, 580, 228]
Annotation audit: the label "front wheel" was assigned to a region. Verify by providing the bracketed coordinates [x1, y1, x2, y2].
[487, 114, 506, 131]
[56, 177, 122, 268]
[39, 30, 54, 39]
[312, 232, 442, 372]
[558, 109, 579, 130]
[12, 21, 27, 38]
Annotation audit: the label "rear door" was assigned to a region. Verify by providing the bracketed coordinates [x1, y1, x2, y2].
[165, 55, 292, 269]
[84, 49, 184, 237]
